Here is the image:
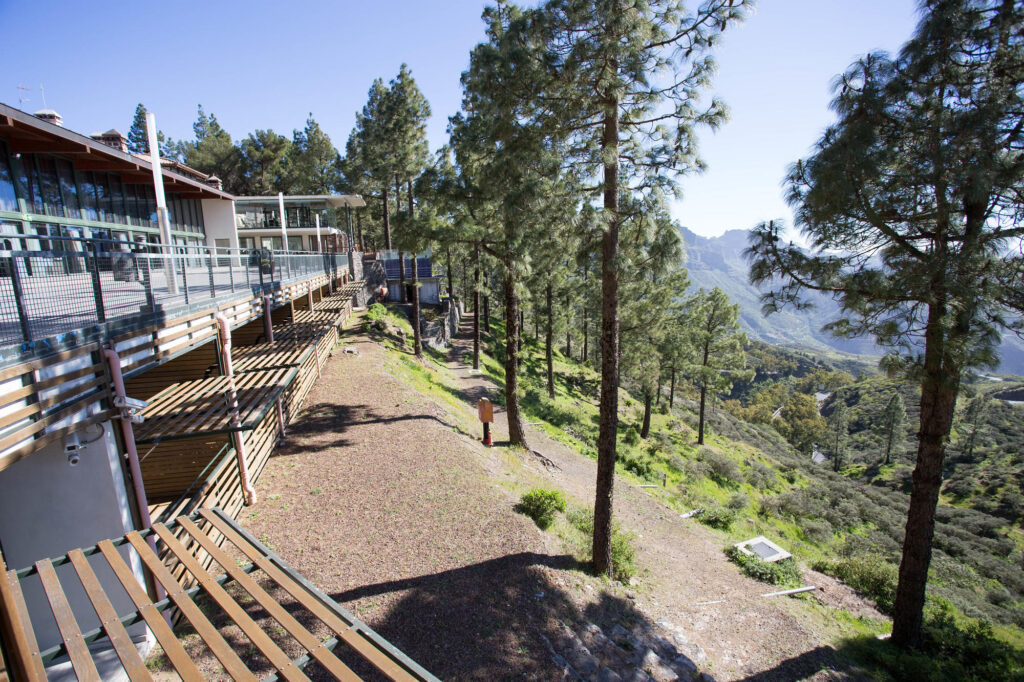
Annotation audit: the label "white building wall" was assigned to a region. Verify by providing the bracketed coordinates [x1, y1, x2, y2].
[202, 198, 238, 250]
[0, 422, 147, 651]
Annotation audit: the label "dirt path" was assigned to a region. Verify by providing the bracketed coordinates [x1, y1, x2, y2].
[244, 317, 653, 681]
[444, 315, 884, 680]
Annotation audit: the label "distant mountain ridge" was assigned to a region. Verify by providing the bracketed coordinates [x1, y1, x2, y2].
[679, 227, 1024, 375]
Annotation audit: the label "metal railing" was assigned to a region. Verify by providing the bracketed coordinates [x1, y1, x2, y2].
[0, 237, 351, 349]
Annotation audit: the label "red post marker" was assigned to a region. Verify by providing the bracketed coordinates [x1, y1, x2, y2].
[477, 397, 494, 446]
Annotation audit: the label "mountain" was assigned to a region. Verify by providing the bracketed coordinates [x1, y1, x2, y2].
[679, 227, 1024, 375]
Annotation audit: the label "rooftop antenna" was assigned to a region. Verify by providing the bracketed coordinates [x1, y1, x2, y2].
[40, 84, 47, 108]
[16, 84, 30, 107]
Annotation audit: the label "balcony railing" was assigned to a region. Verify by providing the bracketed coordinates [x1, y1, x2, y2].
[0, 237, 351, 350]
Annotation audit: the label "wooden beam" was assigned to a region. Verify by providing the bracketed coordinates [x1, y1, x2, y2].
[8, 141, 91, 155]
[74, 159, 137, 171]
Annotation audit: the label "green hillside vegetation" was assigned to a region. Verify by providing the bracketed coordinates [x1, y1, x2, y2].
[465, 322, 1024, 636]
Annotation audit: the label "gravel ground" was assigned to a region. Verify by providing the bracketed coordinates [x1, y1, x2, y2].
[241, 317, 647, 681]
[442, 317, 885, 681]
[216, 311, 886, 681]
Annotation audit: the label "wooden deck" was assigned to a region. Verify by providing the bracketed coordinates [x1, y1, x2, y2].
[0, 508, 439, 681]
[132, 368, 297, 444]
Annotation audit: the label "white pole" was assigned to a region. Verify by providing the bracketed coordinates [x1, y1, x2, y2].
[278, 192, 288, 253]
[146, 112, 177, 294]
[314, 212, 321, 252]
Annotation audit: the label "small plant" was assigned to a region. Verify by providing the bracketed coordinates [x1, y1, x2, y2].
[725, 546, 802, 586]
[813, 554, 897, 614]
[366, 303, 387, 321]
[566, 506, 638, 583]
[623, 426, 641, 446]
[698, 505, 736, 530]
[515, 488, 567, 530]
[726, 493, 748, 511]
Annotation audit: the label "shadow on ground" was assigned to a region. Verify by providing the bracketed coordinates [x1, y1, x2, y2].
[319, 552, 649, 681]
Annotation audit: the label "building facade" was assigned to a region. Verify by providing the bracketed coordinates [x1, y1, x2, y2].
[234, 194, 365, 253]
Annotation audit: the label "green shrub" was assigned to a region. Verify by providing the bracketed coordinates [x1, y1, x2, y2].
[623, 426, 641, 446]
[620, 450, 656, 481]
[725, 546, 802, 586]
[700, 448, 742, 484]
[515, 489, 567, 530]
[366, 303, 387, 321]
[566, 507, 638, 583]
[847, 600, 1024, 681]
[726, 493, 748, 511]
[698, 505, 736, 530]
[657, 402, 670, 415]
[813, 554, 897, 614]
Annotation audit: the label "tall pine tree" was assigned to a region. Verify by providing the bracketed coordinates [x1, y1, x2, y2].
[747, 0, 1024, 648]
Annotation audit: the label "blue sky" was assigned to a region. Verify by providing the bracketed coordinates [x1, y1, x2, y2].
[1, 0, 919, 237]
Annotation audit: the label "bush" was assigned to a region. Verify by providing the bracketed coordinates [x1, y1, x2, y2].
[813, 554, 897, 614]
[800, 518, 834, 544]
[684, 458, 712, 481]
[726, 493, 748, 511]
[698, 505, 736, 530]
[701, 449, 742, 485]
[725, 546, 802, 586]
[566, 507, 638, 583]
[623, 426, 641, 446]
[515, 489, 567, 530]
[366, 303, 387, 321]
[849, 600, 1024, 681]
[620, 450, 656, 481]
[746, 462, 777, 490]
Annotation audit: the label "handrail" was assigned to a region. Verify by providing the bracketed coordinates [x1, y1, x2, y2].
[0, 237, 356, 352]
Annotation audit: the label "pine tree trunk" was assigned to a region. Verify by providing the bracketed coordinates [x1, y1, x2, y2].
[483, 274, 490, 335]
[565, 293, 572, 358]
[395, 175, 405, 302]
[504, 259, 528, 448]
[593, 96, 620, 579]
[891, 301, 960, 650]
[698, 381, 707, 446]
[641, 391, 652, 439]
[382, 187, 392, 251]
[446, 247, 454, 299]
[408, 180, 421, 359]
[474, 244, 480, 370]
[546, 280, 554, 399]
[697, 339, 710, 446]
[656, 373, 662, 406]
[669, 365, 676, 408]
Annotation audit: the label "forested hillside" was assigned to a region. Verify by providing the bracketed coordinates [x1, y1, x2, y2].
[680, 227, 1024, 375]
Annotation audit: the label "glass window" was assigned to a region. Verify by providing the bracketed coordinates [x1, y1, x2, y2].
[56, 160, 80, 218]
[36, 158, 63, 218]
[109, 175, 126, 224]
[0, 145, 16, 212]
[95, 173, 112, 222]
[77, 171, 99, 221]
[194, 200, 204, 233]
[145, 189, 156, 227]
[287, 236, 302, 251]
[19, 156, 44, 214]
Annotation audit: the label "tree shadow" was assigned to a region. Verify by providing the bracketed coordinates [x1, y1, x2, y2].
[272, 402, 466, 456]
[315, 552, 653, 681]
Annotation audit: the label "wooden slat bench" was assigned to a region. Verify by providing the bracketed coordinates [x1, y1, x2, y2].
[0, 508, 439, 681]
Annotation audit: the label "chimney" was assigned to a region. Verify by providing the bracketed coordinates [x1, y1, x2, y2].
[91, 129, 128, 153]
[205, 175, 223, 191]
[33, 109, 63, 127]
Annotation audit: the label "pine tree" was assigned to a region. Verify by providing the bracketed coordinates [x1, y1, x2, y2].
[238, 130, 291, 195]
[126, 103, 168, 156]
[827, 400, 849, 472]
[746, 0, 1024, 648]
[527, 0, 749, 577]
[682, 287, 748, 446]
[960, 393, 990, 461]
[286, 115, 341, 194]
[181, 105, 241, 190]
[881, 392, 908, 465]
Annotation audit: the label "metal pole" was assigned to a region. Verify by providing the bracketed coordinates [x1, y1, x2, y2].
[146, 112, 177, 294]
[278, 192, 288, 254]
[314, 213, 321, 253]
[90, 242, 106, 322]
[8, 255, 31, 342]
